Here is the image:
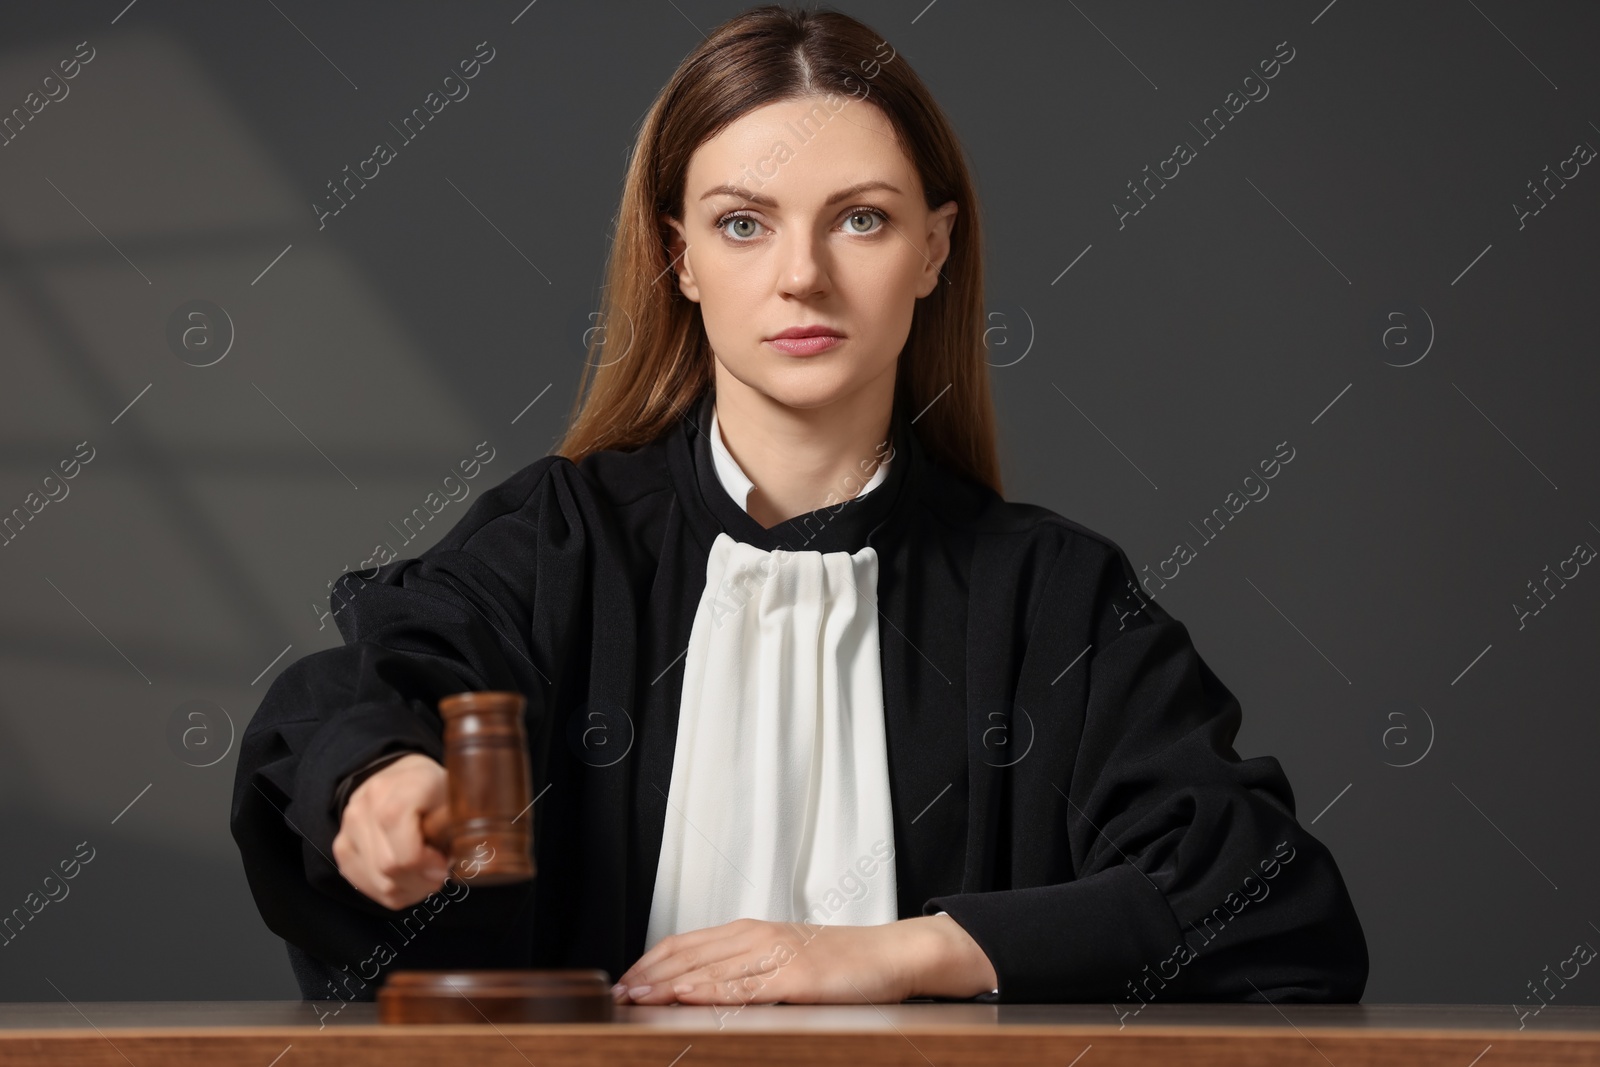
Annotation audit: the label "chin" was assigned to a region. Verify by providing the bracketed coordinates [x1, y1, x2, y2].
[748, 371, 868, 413]
[719, 344, 893, 412]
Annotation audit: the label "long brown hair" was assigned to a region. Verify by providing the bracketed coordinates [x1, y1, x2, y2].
[555, 3, 1002, 497]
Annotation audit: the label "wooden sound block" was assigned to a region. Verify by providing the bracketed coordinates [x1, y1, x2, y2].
[377, 969, 615, 1024]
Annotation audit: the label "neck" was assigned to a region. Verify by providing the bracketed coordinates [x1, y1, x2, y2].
[711, 366, 896, 530]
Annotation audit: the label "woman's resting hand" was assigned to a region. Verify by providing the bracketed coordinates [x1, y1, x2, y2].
[613, 914, 997, 1007]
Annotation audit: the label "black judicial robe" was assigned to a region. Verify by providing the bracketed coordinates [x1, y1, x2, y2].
[230, 386, 1369, 1004]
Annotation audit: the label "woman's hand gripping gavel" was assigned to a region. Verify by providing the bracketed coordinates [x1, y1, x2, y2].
[332, 752, 452, 911]
[332, 691, 535, 911]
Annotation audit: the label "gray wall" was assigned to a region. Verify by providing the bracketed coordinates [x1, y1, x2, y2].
[0, 0, 1595, 1010]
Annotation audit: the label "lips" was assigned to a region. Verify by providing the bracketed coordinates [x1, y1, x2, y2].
[766, 325, 844, 340]
[764, 324, 845, 356]
[764, 329, 844, 356]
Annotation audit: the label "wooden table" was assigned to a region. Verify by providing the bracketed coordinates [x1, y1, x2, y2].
[0, 1001, 1595, 1065]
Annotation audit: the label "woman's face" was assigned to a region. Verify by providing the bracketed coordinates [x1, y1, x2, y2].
[664, 94, 958, 413]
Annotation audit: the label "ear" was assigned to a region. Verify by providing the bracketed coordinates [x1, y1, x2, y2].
[916, 200, 959, 299]
[660, 213, 701, 303]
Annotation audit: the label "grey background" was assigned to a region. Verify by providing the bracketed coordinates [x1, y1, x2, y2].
[0, 0, 1594, 1011]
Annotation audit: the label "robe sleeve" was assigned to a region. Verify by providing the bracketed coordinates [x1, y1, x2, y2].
[923, 533, 1369, 1005]
[331, 750, 423, 815]
[229, 455, 584, 974]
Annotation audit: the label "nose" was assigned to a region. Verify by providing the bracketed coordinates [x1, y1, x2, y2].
[775, 225, 830, 300]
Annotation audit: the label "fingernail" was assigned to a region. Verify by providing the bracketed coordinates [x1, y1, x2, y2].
[630, 984, 652, 998]
[610, 982, 624, 995]
[673, 983, 693, 995]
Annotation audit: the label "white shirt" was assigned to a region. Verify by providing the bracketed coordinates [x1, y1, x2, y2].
[645, 405, 901, 952]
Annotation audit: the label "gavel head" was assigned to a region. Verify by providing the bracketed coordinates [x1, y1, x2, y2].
[424, 691, 536, 886]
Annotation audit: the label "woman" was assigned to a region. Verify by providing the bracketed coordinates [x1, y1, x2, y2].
[231, 5, 1368, 1008]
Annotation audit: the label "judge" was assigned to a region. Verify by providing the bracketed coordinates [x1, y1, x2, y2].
[230, 4, 1368, 1008]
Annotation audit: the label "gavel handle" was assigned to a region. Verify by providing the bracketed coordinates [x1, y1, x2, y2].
[420, 805, 451, 850]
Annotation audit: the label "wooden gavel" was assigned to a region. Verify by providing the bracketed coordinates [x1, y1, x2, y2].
[378, 690, 614, 1024]
[416, 691, 536, 886]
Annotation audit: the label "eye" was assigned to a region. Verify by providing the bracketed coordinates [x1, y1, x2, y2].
[715, 213, 766, 241]
[712, 205, 891, 243]
[842, 207, 889, 234]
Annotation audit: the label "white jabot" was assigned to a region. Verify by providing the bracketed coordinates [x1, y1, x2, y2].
[645, 408, 900, 950]
[707, 404, 889, 515]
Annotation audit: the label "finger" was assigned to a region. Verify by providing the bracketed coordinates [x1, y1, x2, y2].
[344, 797, 393, 902]
[627, 924, 732, 975]
[419, 842, 451, 878]
[378, 815, 451, 906]
[385, 852, 449, 906]
[420, 803, 452, 851]
[367, 801, 438, 908]
[622, 930, 747, 992]
[390, 804, 451, 882]
[622, 920, 752, 985]
[359, 816, 409, 907]
[625, 935, 760, 1004]
[670, 958, 787, 1005]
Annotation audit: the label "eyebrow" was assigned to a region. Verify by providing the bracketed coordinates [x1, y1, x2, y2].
[697, 179, 904, 209]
